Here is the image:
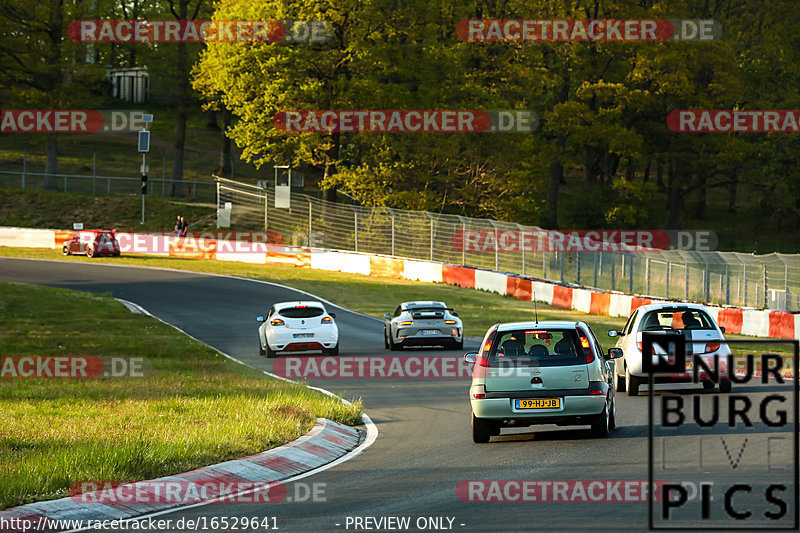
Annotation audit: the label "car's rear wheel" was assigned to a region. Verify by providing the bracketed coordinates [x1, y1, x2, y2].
[451, 340, 464, 350]
[62, 245, 70, 256]
[324, 343, 339, 356]
[591, 404, 611, 437]
[384, 328, 390, 349]
[389, 334, 401, 351]
[86, 246, 95, 258]
[626, 368, 640, 397]
[471, 413, 491, 443]
[266, 345, 277, 358]
[259, 341, 265, 356]
[719, 377, 732, 393]
[702, 380, 715, 390]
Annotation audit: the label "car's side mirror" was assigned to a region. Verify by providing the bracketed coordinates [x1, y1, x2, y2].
[256, 316, 266, 322]
[384, 313, 391, 320]
[464, 352, 477, 364]
[452, 312, 459, 317]
[720, 326, 725, 333]
[607, 347, 624, 359]
[330, 312, 336, 319]
[607, 330, 619, 337]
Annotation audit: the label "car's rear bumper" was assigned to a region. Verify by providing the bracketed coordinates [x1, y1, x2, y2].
[398, 336, 461, 346]
[471, 385, 609, 420]
[268, 333, 338, 352]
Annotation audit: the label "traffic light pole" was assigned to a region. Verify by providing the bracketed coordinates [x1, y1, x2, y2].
[141, 153, 146, 224]
[138, 114, 153, 225]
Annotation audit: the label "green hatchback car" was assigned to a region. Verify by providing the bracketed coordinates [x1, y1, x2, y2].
[465, 321, 623, 443]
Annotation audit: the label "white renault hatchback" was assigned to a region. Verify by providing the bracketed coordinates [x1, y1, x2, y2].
[257, 301, 339, 357]
[608, 302, 732, 396]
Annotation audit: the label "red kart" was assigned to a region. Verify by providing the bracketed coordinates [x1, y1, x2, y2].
[62, 230, 121, 258]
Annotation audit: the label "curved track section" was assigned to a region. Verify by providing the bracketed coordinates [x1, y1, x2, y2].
[1, 257, 763, 532]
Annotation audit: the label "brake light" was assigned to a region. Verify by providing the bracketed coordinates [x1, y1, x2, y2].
[704, 342, 720, 353]
[398, 320, 413, 326]
[637, 341, 642, 351]
[295, 305, 308, 308]
[445, 320, 457, 324]
[471, 385, 486, 399]
[478, 327, 498, 367]
[321, 316, 333, 324]
[589, 389, 604, 395]
[270, 318, 285, 326]
[577, 332, 594, 363]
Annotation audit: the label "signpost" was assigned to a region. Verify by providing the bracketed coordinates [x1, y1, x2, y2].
[138, 114, 153, 223]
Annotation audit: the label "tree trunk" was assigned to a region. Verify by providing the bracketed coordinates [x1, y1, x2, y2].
[322, 131, 341, 202]
[206, 109, 219, 130]
[656, 155, 665, 191]
[584, 145, 598, 185]
[44, 133, 59, 191]
[170, 36, 187, 198]
[694, 173, 706, 219]
[666, 156, 683, 228]
[643, 158, 651, 183]
[545, 136, 565, 229]
[219, 107, 231, 176]
[728, 171, 737, 213]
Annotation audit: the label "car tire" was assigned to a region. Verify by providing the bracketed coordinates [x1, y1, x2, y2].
[266, 345, 277, 358]
[389, 335, 401, 351]
[384, 328, 390, 349]
[452, 340, 464, 350]
[471, 413, 491, 443]
[259, 342, 265, 356]
[608, 399, 616, 431]
[614, 365, 626, 392]
[86, 246, 95, 258]
[702, 380, 715, 390]
[62, 245, 70, 256]
[719, 377, 732, 393]
[324, 343, 339, 356]
[591, 404, 611, 437]
[626, 368, 640, 397]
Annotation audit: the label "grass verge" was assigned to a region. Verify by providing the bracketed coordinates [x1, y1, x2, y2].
[0, 280, 362, 510]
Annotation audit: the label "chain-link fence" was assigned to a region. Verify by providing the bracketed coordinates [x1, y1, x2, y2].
[215, 176, 798, 312]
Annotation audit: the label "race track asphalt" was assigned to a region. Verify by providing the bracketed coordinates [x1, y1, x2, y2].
[0, 257, 795, 533]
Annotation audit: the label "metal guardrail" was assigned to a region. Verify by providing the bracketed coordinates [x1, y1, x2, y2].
[214, 176, 800, 312]
[0, 170, 216, 201]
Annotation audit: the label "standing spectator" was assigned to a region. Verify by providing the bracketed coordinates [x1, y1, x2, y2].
[174, 215, 183, 236]
[179, 216, 188, 237]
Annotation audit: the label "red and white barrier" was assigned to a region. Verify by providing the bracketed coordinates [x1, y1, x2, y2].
[1, 226, 797, 342]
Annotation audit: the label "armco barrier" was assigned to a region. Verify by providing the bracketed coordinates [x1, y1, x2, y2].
[1, 226, 797, 342]
[442, 264, 475, 288]
[403, 259, 443, 283]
